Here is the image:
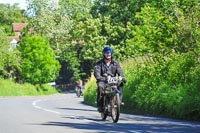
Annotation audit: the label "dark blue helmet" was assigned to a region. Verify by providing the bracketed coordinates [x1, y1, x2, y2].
[102, 46, 113, 56]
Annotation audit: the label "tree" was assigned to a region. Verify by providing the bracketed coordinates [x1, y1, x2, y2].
[73, 16, 107, 79]
[172, 0, 200, 54]
[26, 0, 73, 50]
[19, 36, 60, 84]
[0, 28, 21, 80]
[90, 0, 149, 58]
[59, 0, 92, 20]
[26, 0, 98, 83]
[26, 0, 76, 84]
[127, 0, 200, 56]
[60, 0, 100, 80]
[0, 3, 27, 35]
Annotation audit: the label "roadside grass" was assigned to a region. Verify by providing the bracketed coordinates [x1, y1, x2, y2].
[0, 78, 59, 96]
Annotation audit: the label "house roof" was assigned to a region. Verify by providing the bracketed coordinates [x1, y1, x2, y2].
[12, 23, 27, 32]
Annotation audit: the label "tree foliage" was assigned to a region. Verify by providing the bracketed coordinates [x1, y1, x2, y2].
[0, 28, 21, 80]
[18, 36, 60, 84]
[0, 3, 27, 35]
[90, 0, 150, 58]
[59, 0, 92, 20]
[26, 0, 73, 50]
[24, 0, 200, 84]
[128, 0, 200, 56]
[2, 0, 199, 85]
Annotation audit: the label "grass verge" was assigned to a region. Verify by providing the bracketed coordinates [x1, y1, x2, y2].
[0, 78, 59, 96]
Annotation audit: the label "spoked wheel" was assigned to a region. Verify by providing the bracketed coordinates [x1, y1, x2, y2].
[111, 93, 120, 123]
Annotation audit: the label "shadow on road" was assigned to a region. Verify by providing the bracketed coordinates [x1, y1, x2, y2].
[35, 91, 200, 132]
[57, 107, 96, 112]
[41, 120, 200, 133]
[57, 101, 96, 112]
[46, 96, 200, 132]
[40, 108, 200, 133]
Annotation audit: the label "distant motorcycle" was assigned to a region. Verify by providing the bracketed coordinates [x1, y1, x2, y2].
[75, 85, 83, 97]
[101, 75, 122, 123]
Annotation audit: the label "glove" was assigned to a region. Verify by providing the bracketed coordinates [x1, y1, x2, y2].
[121, 77, 127, 84]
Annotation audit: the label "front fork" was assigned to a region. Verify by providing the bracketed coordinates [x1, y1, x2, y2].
[103, 94, 114, 114]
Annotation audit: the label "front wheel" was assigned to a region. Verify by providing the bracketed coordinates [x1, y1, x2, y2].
[111, 93, 120, 123]
[101, 95, 108, 121]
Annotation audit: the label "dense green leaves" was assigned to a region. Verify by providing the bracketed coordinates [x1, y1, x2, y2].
[0, 3, 27, 35]
[19, 36, 60, 84]
[90, 0, 150, 59]
[128, 0, 200, 55]
[0, 28, 21, 80]
[23, 0, 200, 85]
[129, 6, 176, 55]
[59, 0, 92, 20]
[26, 0, 73, 50]
[131, 52, 200, 119]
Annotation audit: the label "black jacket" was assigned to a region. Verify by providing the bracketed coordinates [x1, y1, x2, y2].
[94, 59, 125, 82]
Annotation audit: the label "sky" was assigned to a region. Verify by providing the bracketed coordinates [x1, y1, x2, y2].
[0, 0, 27, 9]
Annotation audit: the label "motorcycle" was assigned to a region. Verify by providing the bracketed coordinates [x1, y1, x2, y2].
[101, 75, 122, 123]
[75, 85, 83, 97]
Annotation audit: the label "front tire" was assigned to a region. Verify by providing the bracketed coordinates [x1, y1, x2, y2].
[111, 93, 120, 123]
[101, 96, 108, 120]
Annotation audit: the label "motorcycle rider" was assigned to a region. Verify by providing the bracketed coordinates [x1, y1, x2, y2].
[75, 79, 83, 96]
[94, 46, 127, 112]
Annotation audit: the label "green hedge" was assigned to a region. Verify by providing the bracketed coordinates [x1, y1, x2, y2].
[83, 75, 97, 107]
[84, 52, 200, 121]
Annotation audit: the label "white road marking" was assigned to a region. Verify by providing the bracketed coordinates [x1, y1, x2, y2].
[32, 97, 96, 122]
[32, 99, 61, 115]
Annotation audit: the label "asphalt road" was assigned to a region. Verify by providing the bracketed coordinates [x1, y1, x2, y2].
[0, 91, 200, 133]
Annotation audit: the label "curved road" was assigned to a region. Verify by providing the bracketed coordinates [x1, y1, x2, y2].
[0, 91, 199, 133]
